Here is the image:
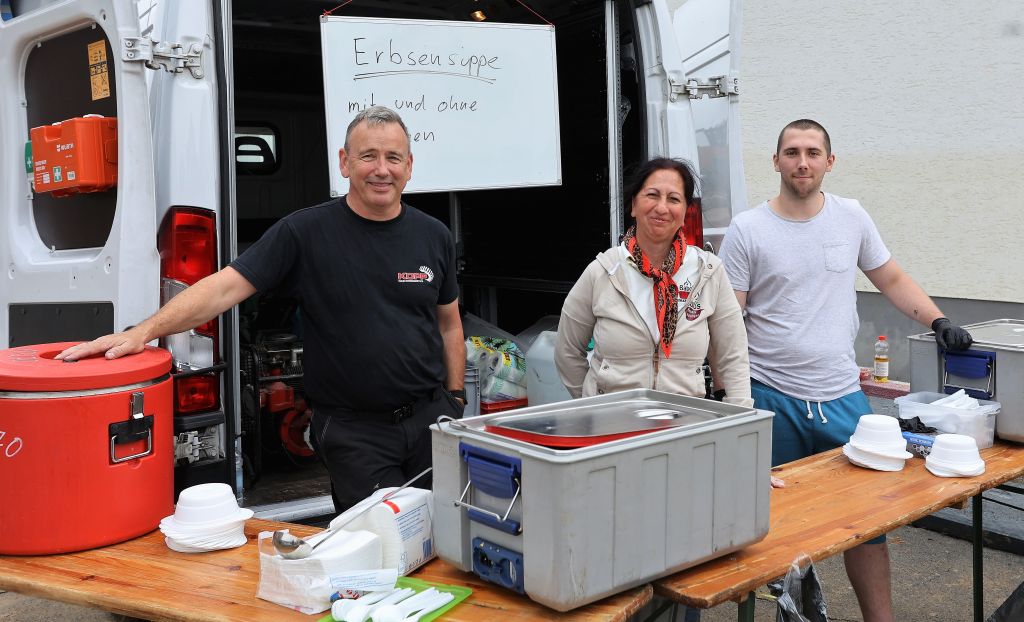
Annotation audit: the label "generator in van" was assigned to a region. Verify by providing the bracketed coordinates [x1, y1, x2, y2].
[0, 0, 746, 520]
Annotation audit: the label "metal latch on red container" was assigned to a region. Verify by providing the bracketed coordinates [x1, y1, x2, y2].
[108, 392, 154, 463]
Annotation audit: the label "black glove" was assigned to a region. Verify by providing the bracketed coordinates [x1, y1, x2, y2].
[932, 317, 973, 351]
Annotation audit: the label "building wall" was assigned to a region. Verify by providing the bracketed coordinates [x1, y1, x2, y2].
[733, 0, 1024, 304]
[669, 0, 1024, 379]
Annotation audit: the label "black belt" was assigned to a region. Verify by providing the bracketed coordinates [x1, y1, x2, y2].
[319, 388, 441, 424]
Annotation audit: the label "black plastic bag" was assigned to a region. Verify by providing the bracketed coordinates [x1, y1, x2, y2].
[988, 580, 1024, 622]
[897, 416, 938, 434]
[768, 555, 829, 622]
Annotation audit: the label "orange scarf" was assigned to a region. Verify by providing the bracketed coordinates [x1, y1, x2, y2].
[623, 226, 688, 358]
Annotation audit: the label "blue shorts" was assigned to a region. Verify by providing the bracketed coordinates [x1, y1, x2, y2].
[751, 378, 886, 545]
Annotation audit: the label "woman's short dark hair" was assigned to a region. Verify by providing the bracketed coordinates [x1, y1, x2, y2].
[625, 157, 700, 207]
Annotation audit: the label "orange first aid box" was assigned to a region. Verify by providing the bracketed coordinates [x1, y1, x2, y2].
[31, 115, 118, 197]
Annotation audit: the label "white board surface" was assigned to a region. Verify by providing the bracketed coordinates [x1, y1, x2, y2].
[320, 16, 561, 195]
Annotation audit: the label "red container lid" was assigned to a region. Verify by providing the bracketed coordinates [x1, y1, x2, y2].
[479, 397, 529, 414]
[0, 342, 172, 392]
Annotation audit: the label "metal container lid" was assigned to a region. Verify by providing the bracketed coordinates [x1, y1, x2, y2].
[483, 398, 716, 447]
[961, 319, 1024, 350]
[0, 342, 172, 392]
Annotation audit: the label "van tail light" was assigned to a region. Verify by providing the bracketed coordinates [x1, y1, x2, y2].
[683, 198, 704, 249]
[174, 374, 220, 413]
[158, 207, 220, 414]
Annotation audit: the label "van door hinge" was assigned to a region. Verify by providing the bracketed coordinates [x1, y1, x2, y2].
[122, 37, 204, 79]
[669, 74, 739, 102]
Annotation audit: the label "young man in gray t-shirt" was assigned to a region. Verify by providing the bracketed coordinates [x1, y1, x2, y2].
[719, 119, 972, 622]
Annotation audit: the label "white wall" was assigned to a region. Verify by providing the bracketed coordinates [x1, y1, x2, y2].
[671, 0, 1024, 303]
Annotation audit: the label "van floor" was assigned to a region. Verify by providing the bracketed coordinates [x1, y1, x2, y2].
[242, 462, 331, 507]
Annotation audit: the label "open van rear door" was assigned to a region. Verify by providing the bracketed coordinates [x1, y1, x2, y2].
[672, 0, 746, 249]
[635, 0, 745, 252]
[0, 0, 159, 347]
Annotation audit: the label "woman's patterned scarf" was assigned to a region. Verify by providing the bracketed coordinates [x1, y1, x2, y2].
[623, 225, 688, 358]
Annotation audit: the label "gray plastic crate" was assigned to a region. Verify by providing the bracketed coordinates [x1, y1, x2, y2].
[430, 389, 773, 611]
[909, 319, 1024, 442]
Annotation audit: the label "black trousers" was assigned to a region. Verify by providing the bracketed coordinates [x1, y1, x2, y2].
[309, 388, 464, 513]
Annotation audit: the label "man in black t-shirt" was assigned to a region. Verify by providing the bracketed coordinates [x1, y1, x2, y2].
[58, 106, 467, 512]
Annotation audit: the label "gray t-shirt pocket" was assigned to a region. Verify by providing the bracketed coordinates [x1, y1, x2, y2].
[823, 242, 850, 273]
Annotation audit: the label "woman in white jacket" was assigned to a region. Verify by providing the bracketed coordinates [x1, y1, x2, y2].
[555, 157, 752, 407]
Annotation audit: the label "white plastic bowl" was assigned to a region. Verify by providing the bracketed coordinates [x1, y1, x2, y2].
[849, 414, 908, 453]
[925, 434, 985, 477]
[843, 443, 906, 472]
[171, 483, 249, 525]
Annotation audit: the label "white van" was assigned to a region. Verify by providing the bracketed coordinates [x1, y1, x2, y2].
[0, 0, 745, 520]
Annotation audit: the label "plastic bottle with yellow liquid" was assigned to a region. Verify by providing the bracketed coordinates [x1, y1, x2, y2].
[873, 335, 889, 382]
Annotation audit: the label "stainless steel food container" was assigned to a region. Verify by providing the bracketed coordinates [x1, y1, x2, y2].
[430, 389, 773, 611]
[909, 319, 1024, 442]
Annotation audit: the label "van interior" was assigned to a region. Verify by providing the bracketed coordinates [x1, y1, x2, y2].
[227, 0, 651, 510]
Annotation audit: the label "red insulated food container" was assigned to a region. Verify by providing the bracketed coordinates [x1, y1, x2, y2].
[0, 342, 174, 555]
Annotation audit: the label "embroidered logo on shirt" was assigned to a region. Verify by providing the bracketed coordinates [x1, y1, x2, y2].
[397, 265, 435, 283]
[684, 299, 702, 321]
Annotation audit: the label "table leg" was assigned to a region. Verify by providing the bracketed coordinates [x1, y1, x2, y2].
[736, 591, 755, 622]
[973, 493, 983, 622]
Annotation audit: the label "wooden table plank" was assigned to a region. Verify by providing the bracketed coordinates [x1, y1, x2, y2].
[0, 518, 651, 621]
[654, 441, 1024, 609]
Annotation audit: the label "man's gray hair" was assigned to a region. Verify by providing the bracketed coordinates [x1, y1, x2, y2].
[344, 105, 411, 151]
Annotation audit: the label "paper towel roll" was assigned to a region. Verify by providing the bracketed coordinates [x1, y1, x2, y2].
[487, 350, 527, 385]
[481, 374, 527, 400]
[465, 337, 494, 366]
[330, 487, 435, 576]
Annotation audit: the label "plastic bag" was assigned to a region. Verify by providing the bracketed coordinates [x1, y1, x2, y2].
[988, 579, 1024, 622]
[255, 531, 394, 614]
[768, 555, 829, 622]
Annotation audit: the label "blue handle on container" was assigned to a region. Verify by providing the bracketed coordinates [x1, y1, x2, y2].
[944, 350, 994, 379]
[942, 349, 995, 399]
[460, 443, 521, 498]
[467, 508, 522, 535]
[456, 443, 523, 534]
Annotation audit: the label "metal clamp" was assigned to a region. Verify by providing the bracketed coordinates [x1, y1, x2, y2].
[108, 392, 154, 463]
[122, 37, 204, 79]
[110, 431, 153, 463]
[454, 476, 522, 534]
[670, 74, 740, 101]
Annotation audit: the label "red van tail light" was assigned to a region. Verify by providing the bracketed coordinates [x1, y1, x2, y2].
[159, 208, 217, 285]
[683, 198, 704, 249]
[175, 374, 220, 414]
[158, 207, 220, 415]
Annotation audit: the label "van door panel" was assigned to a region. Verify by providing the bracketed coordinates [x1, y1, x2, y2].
[0, 0, 158, 347]
[673, 0, 747, 240]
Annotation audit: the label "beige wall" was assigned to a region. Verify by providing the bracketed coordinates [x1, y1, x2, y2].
[671, 0, 1024, 303]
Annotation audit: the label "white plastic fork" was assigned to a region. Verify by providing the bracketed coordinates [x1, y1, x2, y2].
[343, 588, 415, 622]
[399, 592, 455, 622]
[332, 589, 399, 621]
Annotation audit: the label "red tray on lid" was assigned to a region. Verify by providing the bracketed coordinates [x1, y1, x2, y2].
[480, 399, 715, 448]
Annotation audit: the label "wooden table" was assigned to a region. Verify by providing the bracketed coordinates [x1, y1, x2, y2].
[654, 441, 1024, 622]
[0, 519, 651, 622]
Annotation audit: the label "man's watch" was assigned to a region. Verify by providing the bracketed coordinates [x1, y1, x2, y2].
[448, 388, 466, 401]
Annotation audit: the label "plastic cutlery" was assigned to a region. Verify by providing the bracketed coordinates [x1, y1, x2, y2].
[368, 589, 441, 622]
[332, 589, 398, 621]
[343, 588, 415, 622]
[398, 592, 455, 622]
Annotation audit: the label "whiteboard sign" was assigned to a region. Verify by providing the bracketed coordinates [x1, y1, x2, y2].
[320, 16, 561, 194]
